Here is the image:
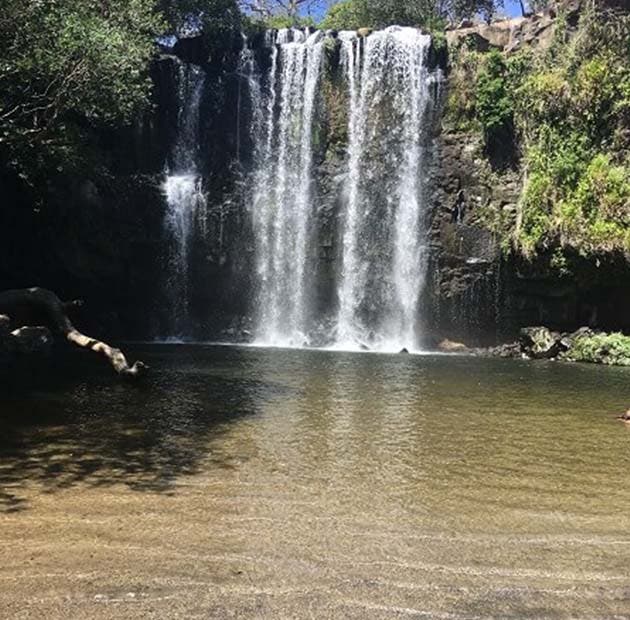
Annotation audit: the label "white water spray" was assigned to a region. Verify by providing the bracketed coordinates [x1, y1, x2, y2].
[163, 61, 206, 337]
[244, 27, 438, 351]
[249, 29, 325, 347]
[336, 27, 434, 352]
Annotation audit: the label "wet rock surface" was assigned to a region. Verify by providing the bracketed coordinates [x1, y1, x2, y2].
[424, 126, 519, 346]
[438, 338, 470, 353]
[476, 326, 630, 366]
[519, 326, 565, 359]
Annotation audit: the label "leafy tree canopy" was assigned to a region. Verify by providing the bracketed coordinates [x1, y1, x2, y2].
[160, 0, 241, 36]
[321, 0, 505, 31]
[0, 0, 241, 188]
[0, 0, 163, 182]
[241, 0, 324, 21]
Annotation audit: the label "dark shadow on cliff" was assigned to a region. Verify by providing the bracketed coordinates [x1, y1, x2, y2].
[0, 345, 290, 513]
[486, 126, 520, 172]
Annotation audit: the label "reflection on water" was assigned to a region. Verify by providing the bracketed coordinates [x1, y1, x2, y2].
[1, 346, 630, 618]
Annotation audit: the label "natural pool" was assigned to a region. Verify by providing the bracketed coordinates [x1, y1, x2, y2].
[1, 345, 630, 618]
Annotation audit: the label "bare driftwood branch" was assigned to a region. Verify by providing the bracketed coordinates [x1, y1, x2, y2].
[0, 287, 147, 377]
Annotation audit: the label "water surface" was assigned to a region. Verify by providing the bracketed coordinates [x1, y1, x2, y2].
[1, 346, 630, 618]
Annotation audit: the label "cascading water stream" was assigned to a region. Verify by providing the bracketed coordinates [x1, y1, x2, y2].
[240, 27, 439, 350]
[336, 32, 365, 348]
[163, 60, 206, 338]
[248, 29, 325, 347]
[335, 27, 435, 352]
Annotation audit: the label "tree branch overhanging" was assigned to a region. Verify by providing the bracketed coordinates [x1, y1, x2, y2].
[0, 288, 147, 377]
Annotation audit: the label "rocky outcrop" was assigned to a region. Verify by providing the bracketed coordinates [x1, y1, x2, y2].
[429, 2, 630, 347]
[519, 326, 566, 359]
[446, 16, 552, 53]
[445, 1, 582, 54]
[438, 338, 470, 353]
[424, 128, 520, 345]
[484, 326, 630, 366]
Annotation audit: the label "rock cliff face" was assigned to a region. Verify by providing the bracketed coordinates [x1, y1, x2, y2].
[0, 37, 246, 341]
[424, 128, 520, 345]
[0, 167, 167, 339]
[426, 0, 630, 345]
[426, 120, 630, 343]
[1, 5, 628, 345]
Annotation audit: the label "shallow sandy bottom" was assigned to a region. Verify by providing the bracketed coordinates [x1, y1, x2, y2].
[1, 346, 630, 619]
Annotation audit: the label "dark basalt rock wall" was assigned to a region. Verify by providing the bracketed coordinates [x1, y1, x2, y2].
[0, 37, 246, 341]
[0, 167, 167, 340]
[423, 128, 519, 346]
[425, 121, 630, 346]
[426, 2, 630, 346]
[2, 17, 629, 345]
[502, 254, 630, 334]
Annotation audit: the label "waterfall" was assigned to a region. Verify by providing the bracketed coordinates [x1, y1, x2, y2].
[239, 27, 438, 350]
[335, 27, 435, 352]
[237, 34, 264, 165]
[248, 29, 325, 347]
[163, 60, 206, 338]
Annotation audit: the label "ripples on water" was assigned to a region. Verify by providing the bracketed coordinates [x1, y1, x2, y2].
[1, 346, 630, 618]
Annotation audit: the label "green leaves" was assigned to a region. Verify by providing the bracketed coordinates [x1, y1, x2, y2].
[158, 0, 240, 37]
[445, 3, 630, 262]
[564, 332, 630, 366]
[475, 51, 513, 141]
[320, 0, 366, 30]
[0, 0, 166, 189]
[319, 0, 504, 31]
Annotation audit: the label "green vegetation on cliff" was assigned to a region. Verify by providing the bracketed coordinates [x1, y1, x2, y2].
[0, 0, 240, 194]
[320, 0, 505, 31]
[446, 3, 630, 262]
[517, 8, 630, 257]
[564, 332, 630, 366]
[0, 0, 163, 183]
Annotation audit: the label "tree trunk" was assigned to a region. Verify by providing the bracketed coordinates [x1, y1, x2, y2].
[0, 287, 147, 377]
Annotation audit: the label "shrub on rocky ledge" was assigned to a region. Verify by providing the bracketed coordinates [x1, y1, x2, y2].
[563, 331, 630, 366]
[489, 326, 630, 367]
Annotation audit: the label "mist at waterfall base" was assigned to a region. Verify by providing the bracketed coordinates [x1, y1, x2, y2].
[161, 27, 441, 352]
